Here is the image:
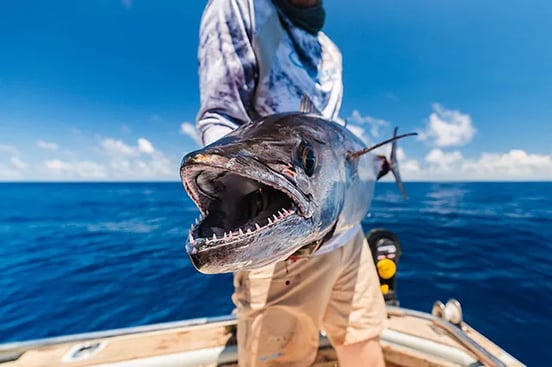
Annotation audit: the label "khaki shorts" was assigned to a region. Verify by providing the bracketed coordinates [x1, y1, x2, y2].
[232, 229, 387, 367]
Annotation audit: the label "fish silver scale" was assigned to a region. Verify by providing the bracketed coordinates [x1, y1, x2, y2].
[180, 112, 380, 274]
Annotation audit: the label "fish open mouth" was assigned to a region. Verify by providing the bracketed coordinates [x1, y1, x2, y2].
[181, 164, 308, 250]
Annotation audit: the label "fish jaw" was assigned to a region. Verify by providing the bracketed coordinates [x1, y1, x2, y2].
[180, 150, 317, 274]
[186, 214, 312, 274]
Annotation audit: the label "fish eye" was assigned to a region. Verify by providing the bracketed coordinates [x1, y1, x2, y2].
[298, 141, 317, 176]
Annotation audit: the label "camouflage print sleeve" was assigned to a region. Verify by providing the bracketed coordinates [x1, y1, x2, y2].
[196, 0, 257, 146]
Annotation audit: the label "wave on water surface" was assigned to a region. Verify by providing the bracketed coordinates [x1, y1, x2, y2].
[0, 182, 550, 365]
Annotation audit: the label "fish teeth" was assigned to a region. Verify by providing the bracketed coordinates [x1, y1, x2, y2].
[188, 233, 193, 242]
[238, 228, 244, 235]
[212, 234, 217, 241]
[255, 223, 261, 230]
[273, 214, 278, 221]
[246, 228, 252, 234]
[282, 208, 289, 215]
[268, 218, 273, 225]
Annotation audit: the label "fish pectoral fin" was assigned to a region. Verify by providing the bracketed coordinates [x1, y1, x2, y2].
[346, 131, 417, 160]
[349, 127, 416, 200]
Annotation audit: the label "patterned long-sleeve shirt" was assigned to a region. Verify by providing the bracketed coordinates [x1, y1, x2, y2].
[196, 0, 358, 255]
[197, 0, 343, 145]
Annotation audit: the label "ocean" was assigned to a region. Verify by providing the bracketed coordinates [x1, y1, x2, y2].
[1, 182, 550, 365]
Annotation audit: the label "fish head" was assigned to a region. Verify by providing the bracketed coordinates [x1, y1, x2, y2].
[180, 113, 349, 274]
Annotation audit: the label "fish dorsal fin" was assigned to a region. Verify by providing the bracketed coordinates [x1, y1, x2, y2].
[299, 95, 322, 115]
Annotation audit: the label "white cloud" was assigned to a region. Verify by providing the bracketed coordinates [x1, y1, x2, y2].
[396, 147, 421, 174]
[419, 104, 476, 147]
[463, 149, 552, 180]
[0, 144, 27, 180]
[0, 165, 21, 179]
[11, 136, 175, 181]
[45, 160, 108, 179]
[2, 130, 183, 181]
[106, 152, 173, 179]
[36, 140, 59, 151]
[99, 137, 156, 156]
[96, 137, 174, 180]
[101, 138, 137, 157]
[136, 154, 172, 176]
[397, 148, 552, 181]
[137, 138, 155, 154]
[348, 110, 390, 139]
[425, 149, 463, 171]
[180, 122, 201, 146]
[10, 156, 28, 170]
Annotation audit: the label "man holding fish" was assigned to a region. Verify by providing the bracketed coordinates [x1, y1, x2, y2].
[184, 0, 390, 365]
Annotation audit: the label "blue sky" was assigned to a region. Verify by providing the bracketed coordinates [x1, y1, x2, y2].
[1, 0, 551, 181]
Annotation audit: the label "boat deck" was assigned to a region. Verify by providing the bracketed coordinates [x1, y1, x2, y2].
[0, 307, 524, 367]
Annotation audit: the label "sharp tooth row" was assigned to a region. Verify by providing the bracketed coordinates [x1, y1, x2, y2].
[204, 226, 251, 244]
[275, 208, 294, 220]
[260, 207, 296, 228]
[188, 208, 296, 244]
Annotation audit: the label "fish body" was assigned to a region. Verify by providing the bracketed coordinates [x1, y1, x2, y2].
[180, 111, 382, 274]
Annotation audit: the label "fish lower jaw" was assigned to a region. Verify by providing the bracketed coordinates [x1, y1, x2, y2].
[188, 207, 297, 249]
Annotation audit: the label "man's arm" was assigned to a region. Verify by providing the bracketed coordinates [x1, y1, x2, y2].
[197, 0, 257, 146]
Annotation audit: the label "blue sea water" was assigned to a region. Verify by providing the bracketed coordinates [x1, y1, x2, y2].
[0, 182, 551, 365]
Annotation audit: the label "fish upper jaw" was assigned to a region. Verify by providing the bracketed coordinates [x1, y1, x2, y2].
[180, 151, 312, 218]
[180, 151, 314, 260]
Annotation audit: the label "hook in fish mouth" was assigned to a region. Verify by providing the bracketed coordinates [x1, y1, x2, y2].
[181, 164, 308, 251]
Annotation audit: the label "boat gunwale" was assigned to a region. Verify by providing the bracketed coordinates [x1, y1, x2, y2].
[0, 306, 523, 367]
